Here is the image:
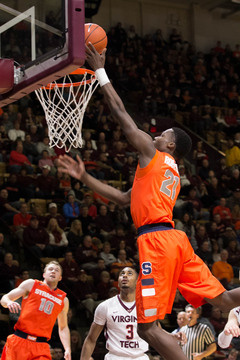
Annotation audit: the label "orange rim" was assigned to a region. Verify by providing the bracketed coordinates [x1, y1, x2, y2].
[43, 68, 96, 89]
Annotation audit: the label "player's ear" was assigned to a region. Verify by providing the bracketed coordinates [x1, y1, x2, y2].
[168, 141, 176, 152]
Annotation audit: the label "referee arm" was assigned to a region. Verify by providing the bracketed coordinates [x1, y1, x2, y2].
[192, 342, 216, 360]
[80, 322, 104, 360]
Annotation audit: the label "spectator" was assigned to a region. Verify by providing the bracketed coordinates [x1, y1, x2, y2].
[44, 202, 67, 230]
[16, 166, 36, 201]
[219, 226, 238, 249]
[63, 193, 80, 225]
[30, 202, 46, 228]
[212, 197, 232, 225]
[70, 330, 82, 360]
[0, 232, 10, 263]
[228, 168, 240, 192]
[13, 202, 32, 240]
[46, 218, 68, 257]
[171, 311, 189, 334]
[226, 239, 240, 277]
[96, 270, 113, 301]
[89, 258, 107, 286]
[94, 204, 115, 241]
[110, 249, 134, 276]
[99, 241, 117, 268]
[74, 269, 99, 317]
[35, 165, 58, 199]
[211, 249, 234, 290]
[195, 240, 213, 267]
[66, 219, 83, 252]
[75, 234, 98, 270]
[9, 141, 34, 174]
[195, 224, 210, 249]
[212, 241, 221, 263]
[0, 188, 19, 225]
[225, 138, 240, 169]
[175, 212, 197, 250]
[1, 173, 23, 205]
[60, 251, 79, 291]
[0, 252, 20, 292]
[209, 307, 226, 337]
[198, 158, 211, 181]
[36, 135, 56, 157]
[23, 134, 39, 165]
[38, 149, 56, 174]
[82, 192, 97, 219]
[22, 216, 51, 260]
[78, 205, 95, 234]
[8, 120, 25, 142]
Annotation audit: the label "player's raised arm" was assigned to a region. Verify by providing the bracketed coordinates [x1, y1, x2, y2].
[57, 154, 131, 207]
[0, 279, 34, 313]
[80, 322, 104, 360]
[85, 44, 155, 161]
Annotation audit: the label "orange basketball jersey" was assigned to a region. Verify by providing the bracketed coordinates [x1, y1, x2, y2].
[131, 150, 180, 228]
[14, 280, 66, 340]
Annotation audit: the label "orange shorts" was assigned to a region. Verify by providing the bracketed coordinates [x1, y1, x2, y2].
[136, 228, 225, 323]
[1, 334, 51, 360]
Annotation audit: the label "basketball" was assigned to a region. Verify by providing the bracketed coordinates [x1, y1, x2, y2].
[85, 23, 108, 54]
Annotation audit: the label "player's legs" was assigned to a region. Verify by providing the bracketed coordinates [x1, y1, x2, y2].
[136, 230, 189, 360]
[205, 288, 240, 311]
[136, 230, 185, 322]
[3, 335, 51, 360]
[137, 321, 188, 360]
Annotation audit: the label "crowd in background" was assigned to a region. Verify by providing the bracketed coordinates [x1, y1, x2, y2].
[0, 18, 240, 360]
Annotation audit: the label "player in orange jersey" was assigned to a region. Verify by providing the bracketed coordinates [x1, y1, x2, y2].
[57, 45, 240, 360]
[0, 261, 71, 360]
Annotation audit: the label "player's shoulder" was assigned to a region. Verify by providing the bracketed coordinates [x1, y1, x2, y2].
[97, 295, 118, 309]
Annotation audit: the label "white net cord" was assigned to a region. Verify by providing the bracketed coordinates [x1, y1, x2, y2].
[35, 71, 99, 152]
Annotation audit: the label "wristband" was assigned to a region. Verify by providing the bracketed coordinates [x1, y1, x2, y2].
[95, 68, 110, 87]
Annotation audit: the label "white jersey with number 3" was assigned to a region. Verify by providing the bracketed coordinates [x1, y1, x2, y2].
[94, 294, 149, 360]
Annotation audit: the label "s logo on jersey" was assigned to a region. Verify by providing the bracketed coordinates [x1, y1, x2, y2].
[141, 262, 152, 275]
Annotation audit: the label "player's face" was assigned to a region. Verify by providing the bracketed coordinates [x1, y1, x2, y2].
[118, 267, 137, 290]
[43, 264, 62, 284]
[153, 129, 175, 152]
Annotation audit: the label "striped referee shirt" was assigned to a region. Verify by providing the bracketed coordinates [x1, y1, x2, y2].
[181, 322, 216, 360]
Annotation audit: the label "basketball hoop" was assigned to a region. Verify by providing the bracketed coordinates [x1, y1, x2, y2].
[35, 68, 99, 152]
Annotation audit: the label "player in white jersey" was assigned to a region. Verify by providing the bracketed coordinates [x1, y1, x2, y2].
[80, 267, 186, 360]
[218, 307, 240, 348]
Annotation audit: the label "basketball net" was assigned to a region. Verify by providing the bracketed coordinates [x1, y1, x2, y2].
[35, 68, 99, 152]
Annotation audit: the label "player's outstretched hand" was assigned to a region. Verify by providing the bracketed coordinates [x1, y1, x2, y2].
[85, 43, 107, 71]
[172, 331, 187, 345]
[224, 323, 240, 338]
[57, 155, 85, 181]
[7, 301, 21, 313]
[64, 348, 71, 360]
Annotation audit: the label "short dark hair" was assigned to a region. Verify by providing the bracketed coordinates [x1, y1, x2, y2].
[172, 127, 192, 158]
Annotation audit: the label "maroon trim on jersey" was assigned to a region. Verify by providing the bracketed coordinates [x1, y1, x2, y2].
[117, 295, 136, 313]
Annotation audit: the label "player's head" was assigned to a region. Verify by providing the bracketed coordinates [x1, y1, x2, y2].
[43, 261, 62, 283]
[172, 127, 192, 158]
[153, 127, 192, 159]
[118, 267, 138, 291]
